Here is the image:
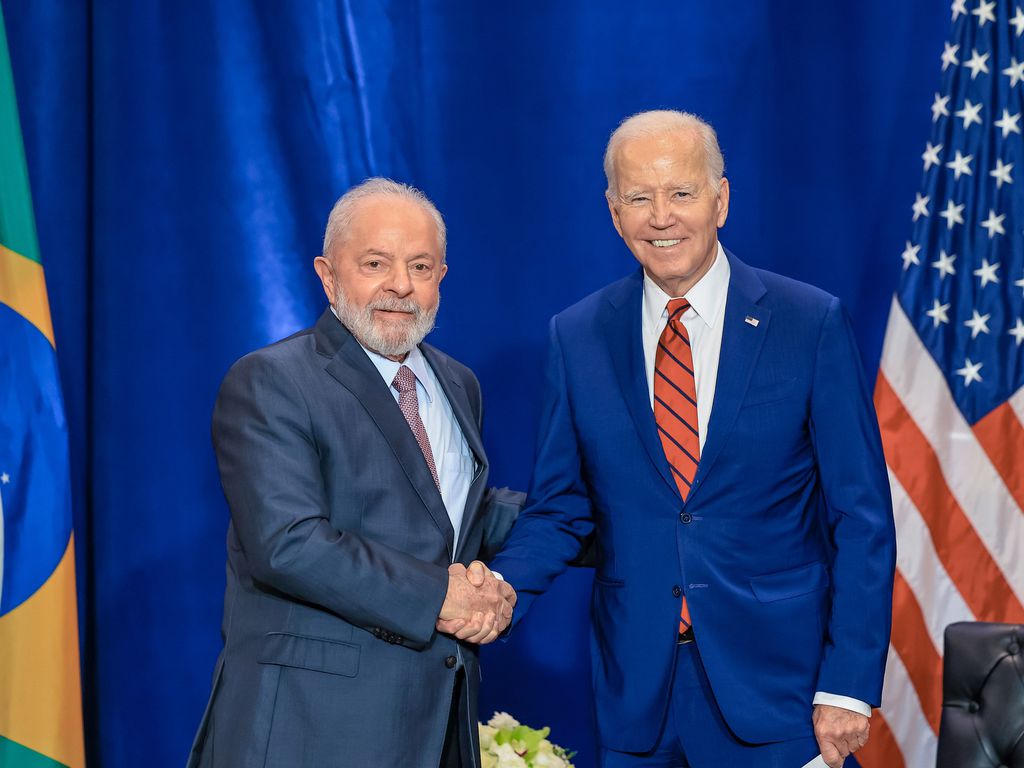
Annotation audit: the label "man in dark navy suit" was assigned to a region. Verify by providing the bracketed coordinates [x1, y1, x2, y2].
[188, 178, 515, 768]
[489, 111, 896, 768]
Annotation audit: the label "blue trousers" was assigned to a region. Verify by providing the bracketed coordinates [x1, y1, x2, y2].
[599, 642, 822, 768]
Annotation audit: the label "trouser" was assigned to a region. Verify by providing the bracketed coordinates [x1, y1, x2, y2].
[440, 670, 467, 768]
[600, 642, 822, 768]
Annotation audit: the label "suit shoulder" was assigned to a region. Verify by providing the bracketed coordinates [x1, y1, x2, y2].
[552, 271, 640, 328]
[422, 343, 480, 389]
[222, 326, 318, 384]
[754, 267, 839, 318]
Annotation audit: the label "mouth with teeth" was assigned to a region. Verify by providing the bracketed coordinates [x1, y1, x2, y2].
[650, 239, 683, 248]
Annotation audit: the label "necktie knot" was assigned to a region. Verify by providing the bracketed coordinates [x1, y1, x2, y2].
[667, 298, 691, 322]
[392, 364, 417, 394]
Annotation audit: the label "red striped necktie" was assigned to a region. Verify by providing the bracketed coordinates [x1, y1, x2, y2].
[653, 298, 699, 634]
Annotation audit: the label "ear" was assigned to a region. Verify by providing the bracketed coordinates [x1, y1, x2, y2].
[607, 193, 625, 239]
[716, 178, 730, 228]
[438, 262, 448, 284]
[313, 256, 337, 303]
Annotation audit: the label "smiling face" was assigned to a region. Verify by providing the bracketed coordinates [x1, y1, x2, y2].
[314, 195, 447, 360]
[607, 129, 729, 297]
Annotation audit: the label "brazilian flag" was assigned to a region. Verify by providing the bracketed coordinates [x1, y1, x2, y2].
[0, 7, 85, 768]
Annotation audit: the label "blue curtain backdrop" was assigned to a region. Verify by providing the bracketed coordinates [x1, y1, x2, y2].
[3, 2, 947, 766]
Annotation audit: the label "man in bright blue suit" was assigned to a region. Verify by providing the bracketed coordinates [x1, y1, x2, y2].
[487, 111, 896, 768]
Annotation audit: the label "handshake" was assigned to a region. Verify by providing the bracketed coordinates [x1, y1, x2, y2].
[436, 561, 517, 645]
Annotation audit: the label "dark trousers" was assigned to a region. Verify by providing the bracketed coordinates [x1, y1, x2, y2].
[440, 671, 465, 768]
[600, 642, 821, 767]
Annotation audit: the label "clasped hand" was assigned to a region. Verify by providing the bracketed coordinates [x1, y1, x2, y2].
[436, 561, 516, 644]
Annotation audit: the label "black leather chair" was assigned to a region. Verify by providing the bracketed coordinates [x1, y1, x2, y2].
[936, 621, 1024, 767]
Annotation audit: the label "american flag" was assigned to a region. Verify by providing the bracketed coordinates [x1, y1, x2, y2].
[859, 1, 1024, 765]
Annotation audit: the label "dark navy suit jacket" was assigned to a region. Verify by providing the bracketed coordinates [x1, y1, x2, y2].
[490, 251, 896, 752]
[188, 310, 493, 768]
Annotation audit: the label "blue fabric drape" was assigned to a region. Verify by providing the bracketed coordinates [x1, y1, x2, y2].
[3, 2, 946, 765]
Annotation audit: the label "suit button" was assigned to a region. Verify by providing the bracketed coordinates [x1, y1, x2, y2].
[672, 585, 682, 598]
[445, 655, 457, 669]
[679, 512, 692, 524]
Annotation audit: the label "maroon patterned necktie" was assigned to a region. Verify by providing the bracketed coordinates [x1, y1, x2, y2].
[392, 365, 440, 490]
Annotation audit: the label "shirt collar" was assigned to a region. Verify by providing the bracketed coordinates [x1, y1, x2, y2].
[329, 306, 435, 403]
[642, 241, 731, 331]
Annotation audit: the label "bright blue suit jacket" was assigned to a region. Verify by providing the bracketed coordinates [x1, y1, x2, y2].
[489, 251, 896, 752]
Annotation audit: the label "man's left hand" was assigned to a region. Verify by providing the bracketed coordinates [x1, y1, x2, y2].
[813, 704, 869, 768]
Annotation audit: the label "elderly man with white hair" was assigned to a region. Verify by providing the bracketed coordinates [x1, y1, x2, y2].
[489, 111, 896, 768]
[188, 178, 516, 768]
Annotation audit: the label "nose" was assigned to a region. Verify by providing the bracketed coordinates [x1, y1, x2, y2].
[384, 265, 413, 297]
[649, 193, 674, 229]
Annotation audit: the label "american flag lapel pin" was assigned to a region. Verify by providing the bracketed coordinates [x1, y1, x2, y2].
[744, 315, 760, 327]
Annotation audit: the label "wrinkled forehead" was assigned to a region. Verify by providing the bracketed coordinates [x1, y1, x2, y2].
[613, 131, 706, 190]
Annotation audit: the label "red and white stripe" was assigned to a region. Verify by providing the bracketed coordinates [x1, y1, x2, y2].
[857, 298, 1024, 767]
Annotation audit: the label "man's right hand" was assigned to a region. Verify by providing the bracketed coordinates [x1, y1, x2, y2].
[436, 561, 516, 644]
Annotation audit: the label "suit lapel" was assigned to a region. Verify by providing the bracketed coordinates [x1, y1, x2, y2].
[604, 271, 679, 497]
[315, 311, 456, 557]
[421, 344, 489, 558]
[690, 252, 769, 497]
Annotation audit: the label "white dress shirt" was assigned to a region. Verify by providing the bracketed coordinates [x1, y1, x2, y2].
[638, 243, 870, 719]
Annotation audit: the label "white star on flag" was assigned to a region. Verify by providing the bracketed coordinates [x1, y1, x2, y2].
[932, 249, 957, 277]
[940, 199, 966, 228]
[953, 0, 968, 19]
[1016, 275, 1024, 295]
[990, 158, 1014, 187]
[922, 142, 943, 170]
[926, 299, 952, 327]
[1003, 57, 1024, 86]
[946, 150, 974, 178]
[1010, 317, 1024, 344]
[974, 258, 1001, 286]
[964, 48, 991, 78]
[902, 241, 921, 269]
[0, 472, 8, 484]
[955, 357, 984, 386]
[1013, 6, 1024, 35]
[913, 193, 931, 220]
[981, 209, 1006, 237]
[942, 42, 962, 71]
[974, 0, 997, 25]
[964, 309, 992, 338]
[955, 98, 983, 128]
[995, 109, 1022, 137]
[933, 93, 951, 121]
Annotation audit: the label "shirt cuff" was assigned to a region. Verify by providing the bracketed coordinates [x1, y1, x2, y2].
[812, 692, 871, 717]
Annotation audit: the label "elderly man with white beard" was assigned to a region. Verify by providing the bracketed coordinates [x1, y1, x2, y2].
[187, 177, 516, 768]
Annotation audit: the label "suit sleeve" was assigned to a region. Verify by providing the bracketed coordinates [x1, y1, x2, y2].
[212, 352, 449, 647]
[809, 298, 896, 705]
[488, 316, 596, 623]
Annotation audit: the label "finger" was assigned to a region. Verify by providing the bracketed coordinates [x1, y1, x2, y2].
[478, 624, 502, 644]
[436, 618, 466, 635]
[499, 599, 513, 622]
[470, 611, 498, 643]
[466, 560, 489, 587]
[454, 613, 485, 640]
[500, 583, 517, 606]
[819, 742, 842, 768]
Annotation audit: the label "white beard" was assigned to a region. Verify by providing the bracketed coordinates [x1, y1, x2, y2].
[333, 289, 439, 359]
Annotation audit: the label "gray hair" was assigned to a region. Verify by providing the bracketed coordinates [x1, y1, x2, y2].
[603, 110, 725, 197]
[322, 177, 447, 262]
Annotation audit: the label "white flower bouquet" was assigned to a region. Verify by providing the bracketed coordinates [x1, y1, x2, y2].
[479, 711, 576, 768]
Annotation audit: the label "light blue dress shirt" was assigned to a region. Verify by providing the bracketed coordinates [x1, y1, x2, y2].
[358, 342, 476, 554]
